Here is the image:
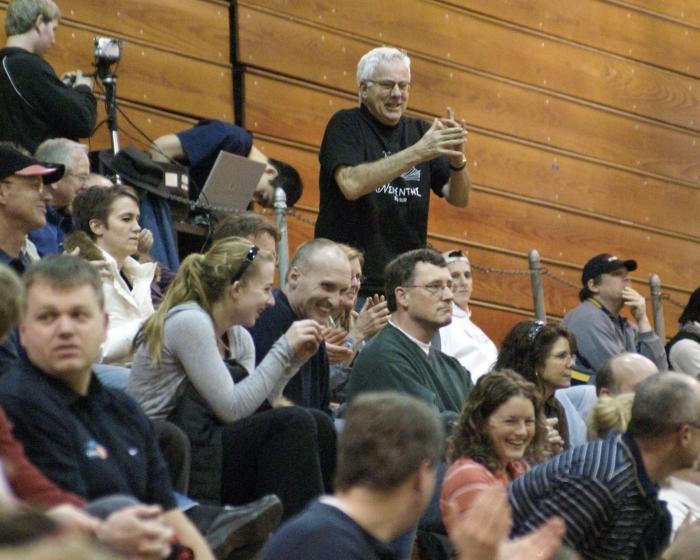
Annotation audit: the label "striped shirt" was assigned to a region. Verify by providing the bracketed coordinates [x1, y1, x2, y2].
[509, 432, 671, 560]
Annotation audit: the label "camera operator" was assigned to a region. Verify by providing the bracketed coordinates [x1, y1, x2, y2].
[0, 0, 96, 152]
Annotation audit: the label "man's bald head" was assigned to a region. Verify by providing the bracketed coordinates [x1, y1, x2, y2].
[596, 352, 658, 397]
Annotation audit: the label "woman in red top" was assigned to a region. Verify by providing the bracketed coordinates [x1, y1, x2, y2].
[440, 369, 546, 521]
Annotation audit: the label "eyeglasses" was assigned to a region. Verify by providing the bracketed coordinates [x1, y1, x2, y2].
[0, 179, 54, 195]
[65, 171, 90, 184]
[230, 246, 259, 283]
[403, 281, 453, 296]
[367, 80, 411, 93]
[527, 320, 546, 342]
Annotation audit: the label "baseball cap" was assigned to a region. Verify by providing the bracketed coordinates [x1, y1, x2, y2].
[0, 144, 64, 184]
[581, 253, 637, 285]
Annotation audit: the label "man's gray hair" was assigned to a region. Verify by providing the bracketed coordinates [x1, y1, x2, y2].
[35, 138, 86, 170]
[627, 372, 700, 439]
[356, 46, 411, 87]
[4, 0, 60, 36]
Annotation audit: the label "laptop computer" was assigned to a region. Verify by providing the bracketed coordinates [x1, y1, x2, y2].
[195, 151, 266, 211]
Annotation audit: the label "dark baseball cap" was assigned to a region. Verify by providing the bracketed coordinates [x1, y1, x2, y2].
[582, 253, 637, 285]
[0, 144, 64, 184]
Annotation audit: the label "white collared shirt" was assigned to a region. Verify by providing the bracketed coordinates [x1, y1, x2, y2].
[438, 303, 498, 382]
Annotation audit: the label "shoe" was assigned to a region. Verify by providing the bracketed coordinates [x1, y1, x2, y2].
[187, 495, 283, 559]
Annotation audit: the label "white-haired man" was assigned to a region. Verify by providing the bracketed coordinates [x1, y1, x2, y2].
[29, 138, 90, 255]
[315, 46, 472, 298]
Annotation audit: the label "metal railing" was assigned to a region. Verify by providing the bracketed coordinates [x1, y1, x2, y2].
[252, 195, 685, 337]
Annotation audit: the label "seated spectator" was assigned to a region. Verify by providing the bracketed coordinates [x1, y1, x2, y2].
[28, 138, 89, 255]
[249, 238, 351, 412]
[212, 211, 279, 256]
[326, 244, 389, 393]
[128, 236, 335, 518]
[0, 142, 63, 274]
[0, 255, 286, 559]
[440, 369, 545, 521]
[438, 250, 497, 382]
[70, 185, 156, 364]
[495, 320, 583, 451]
[263, 392, 564, 560]
[588, 391, 700, 540]
[347, 248, 472, 426]
[596, 352, 659, 397]
[87, 172, 114, 189]
[666, 287, 700, 376]
[562, 252, 666, 382]
[151, 120, 303, 207]
[556, 351, 659, 432]
[587, 392, 635, 440]
[509, 372, 700, 558]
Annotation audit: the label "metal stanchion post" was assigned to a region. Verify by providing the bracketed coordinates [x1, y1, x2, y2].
[274, 187, 289, 289]
[649, 274, 665, 340]
[528, 249, 547, 322]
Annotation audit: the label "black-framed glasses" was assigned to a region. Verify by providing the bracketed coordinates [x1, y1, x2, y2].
[230, 246, 258, 283]
[527, 320, 546, 342]
[403, 281, 453, 296]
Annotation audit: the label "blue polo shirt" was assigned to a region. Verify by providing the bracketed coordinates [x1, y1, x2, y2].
[28, 205, 74, 256]
[0, 357, 176, 509]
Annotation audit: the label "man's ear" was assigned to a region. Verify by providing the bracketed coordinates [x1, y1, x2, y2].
[286, 266, 301, 290]
[587, 278, 600, 295]
[359, 82, 369, 100]
[395, 286, 409, 310]
[88, 218, 104, 238]
[264, 164, 278, 179]
[33, 15, 43, 33]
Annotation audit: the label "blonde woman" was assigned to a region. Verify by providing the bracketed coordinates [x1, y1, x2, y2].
[128, 236, 334, 518]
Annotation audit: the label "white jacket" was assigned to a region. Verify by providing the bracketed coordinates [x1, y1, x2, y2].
[98, 247, 157, 365]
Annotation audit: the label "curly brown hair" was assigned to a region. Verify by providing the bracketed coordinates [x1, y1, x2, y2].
[447, 369, 547, 472]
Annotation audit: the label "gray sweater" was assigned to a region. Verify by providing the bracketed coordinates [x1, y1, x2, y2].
[127, 302, 301, 423]
[562, 299, 667, 378]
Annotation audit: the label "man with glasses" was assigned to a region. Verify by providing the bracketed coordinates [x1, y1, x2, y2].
[315, 46, 472, 299]
[510, 372, 700, 559]
[562, 252, 666, 384]
[0, 142, 62, 274]
[29, 138, 90, 255]
[347, 248, 472, 425]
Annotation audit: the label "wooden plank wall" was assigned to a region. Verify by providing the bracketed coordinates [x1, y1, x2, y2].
[235, 0, 699, 345]
[0, 0, 231, 151]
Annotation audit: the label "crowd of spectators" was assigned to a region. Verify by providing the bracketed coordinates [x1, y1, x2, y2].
[0, 2, 699, 559]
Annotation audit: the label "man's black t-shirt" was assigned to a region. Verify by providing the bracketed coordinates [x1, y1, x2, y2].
[0, 48, 96, 152]
[315, 105, 450, 294]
